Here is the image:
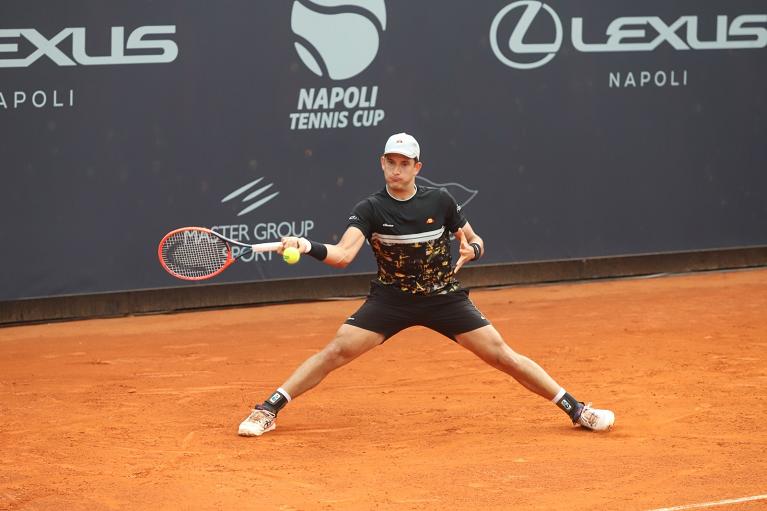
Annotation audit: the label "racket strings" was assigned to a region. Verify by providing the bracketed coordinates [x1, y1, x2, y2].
[161, 231, 230, 278]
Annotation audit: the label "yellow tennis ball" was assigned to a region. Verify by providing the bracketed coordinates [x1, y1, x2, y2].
[283, 246, 301, 265]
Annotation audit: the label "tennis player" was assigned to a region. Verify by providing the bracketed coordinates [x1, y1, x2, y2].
[239, 133, 615, 436]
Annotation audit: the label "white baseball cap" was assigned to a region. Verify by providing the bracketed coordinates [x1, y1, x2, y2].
[384, 132, 420, 160]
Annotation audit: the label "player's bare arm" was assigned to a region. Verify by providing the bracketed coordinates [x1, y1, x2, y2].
[280, 226, 367, 269]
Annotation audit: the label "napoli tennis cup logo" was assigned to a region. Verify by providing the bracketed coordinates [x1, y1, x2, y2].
[288, 0, 388, 129]
[291, 0, 387, 80]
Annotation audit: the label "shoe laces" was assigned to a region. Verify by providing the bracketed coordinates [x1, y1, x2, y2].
[247, 406, 275, 426]
[578, 402, 599, 428]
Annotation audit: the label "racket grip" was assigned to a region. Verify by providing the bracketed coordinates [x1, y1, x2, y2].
[251, 242, 282, 253]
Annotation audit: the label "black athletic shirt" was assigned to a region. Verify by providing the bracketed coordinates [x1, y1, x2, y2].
[347, 186, 468, 295]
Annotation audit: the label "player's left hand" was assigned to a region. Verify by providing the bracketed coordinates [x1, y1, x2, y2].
[453, 228, 474, 274]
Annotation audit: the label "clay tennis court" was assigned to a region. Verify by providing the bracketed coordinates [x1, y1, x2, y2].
[1, 268, 766, 510]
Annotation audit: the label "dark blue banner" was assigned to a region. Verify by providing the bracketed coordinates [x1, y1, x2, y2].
[2, 1, 766, 300]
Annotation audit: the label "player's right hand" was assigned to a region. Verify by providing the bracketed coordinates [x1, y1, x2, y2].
[280, 237, 310, 254]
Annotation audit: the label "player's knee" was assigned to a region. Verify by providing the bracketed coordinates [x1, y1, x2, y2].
[320, 341, 352, 367]
[496, 346, 524, 371]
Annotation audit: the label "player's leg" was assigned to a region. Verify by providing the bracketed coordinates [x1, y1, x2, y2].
[238, 284, 408, 437]
[238, 324, 384, 436]
[455, 325, 560, 398]
[425, 290, 614, 431]
[455, 325, 614, 431]
[281, 324, 384, 399]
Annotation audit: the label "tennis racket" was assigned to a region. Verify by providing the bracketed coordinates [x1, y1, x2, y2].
[158, 226, 281, 281]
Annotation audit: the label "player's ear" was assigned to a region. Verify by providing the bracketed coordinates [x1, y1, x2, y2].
[380, 155, 386, 170]
[414, 160, 423, 174]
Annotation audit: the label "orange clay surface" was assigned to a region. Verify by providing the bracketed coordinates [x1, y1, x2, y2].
[1, 269, 767, 511]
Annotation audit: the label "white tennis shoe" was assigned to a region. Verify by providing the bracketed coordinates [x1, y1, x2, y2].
[238, 406, 276, 437]
[576, 403, 615, 431]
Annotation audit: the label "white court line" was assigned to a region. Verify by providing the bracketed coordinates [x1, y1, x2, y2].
[646, 493, 767, 511]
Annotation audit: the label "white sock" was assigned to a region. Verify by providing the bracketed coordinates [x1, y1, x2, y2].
[551, 387, 566, 403]
[277, 387, 292, 402]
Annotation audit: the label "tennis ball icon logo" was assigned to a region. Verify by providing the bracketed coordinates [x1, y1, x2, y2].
[291, 0, 387, 80]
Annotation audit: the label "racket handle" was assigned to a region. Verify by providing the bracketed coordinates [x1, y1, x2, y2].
[251, 242, 282, 253]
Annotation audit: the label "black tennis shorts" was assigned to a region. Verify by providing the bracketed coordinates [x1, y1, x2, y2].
[344, 281, 491, 341]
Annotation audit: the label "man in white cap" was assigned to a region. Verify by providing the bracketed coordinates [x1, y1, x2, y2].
[239, 132, 615, 436]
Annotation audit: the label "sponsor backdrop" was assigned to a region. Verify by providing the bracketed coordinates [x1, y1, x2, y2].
[1, 1, 766, 301]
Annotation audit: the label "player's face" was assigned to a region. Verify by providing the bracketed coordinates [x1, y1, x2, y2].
[380, 153, 422, 194]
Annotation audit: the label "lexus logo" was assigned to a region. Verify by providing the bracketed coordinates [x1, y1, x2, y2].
[490, 1, 563, 70]
[490, 1, 767, 71]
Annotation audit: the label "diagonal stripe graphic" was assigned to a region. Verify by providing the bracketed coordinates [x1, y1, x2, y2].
[221, 177, 264, 202]
[242, 183, 275, 202]
[237, 191, 280, 217]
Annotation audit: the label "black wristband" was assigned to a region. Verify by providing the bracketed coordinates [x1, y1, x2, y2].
[307, 239, 328, 261]
[470, 242, 482, 261]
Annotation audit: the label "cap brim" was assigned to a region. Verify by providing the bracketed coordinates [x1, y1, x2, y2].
[384, 150, 418, 159]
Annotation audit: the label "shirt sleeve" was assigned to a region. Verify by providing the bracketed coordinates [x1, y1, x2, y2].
[347, 198, 374, 238]
[442, 189, 468, 232]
